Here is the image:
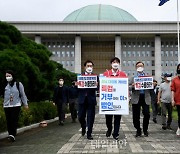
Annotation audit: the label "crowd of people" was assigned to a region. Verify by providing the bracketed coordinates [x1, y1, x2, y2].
[2, 58, 180, 142]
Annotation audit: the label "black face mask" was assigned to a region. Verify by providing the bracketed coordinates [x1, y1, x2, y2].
[177, 70, 180, 75]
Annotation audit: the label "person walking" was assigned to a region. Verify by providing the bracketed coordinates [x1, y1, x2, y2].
[158, 73, 172, 130]
[171, 63, 180, 136]
[150, 80, 159, 123]
[129, 61, 151, 137]
[68, 80, 78, 123]
[103, 57, 127, 140]
[3, 70, 28, 142]
[77, 60, 98, 140]
[53, 77, 69, 126]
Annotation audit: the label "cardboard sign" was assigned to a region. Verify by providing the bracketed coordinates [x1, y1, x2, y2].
[134, 76, 153, 90]
[99, 76, 129, 115]
[77, 75, 97, 88]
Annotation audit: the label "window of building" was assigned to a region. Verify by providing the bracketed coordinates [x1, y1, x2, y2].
[175, 60, 178, 66]
[137, 51, 140, 57]
[128, 42, 131, 47]
[71, 51, 74, 57]
[53, 42, 56, 48]
[62, 51, 65, 57]
[123, 42, 127, 48]
[142, 51, 146, 57]
[62, 42, 65, 48]
[152, 70, 155, 76]
[161, 61, 164, 66]
[61, 61, 65, 67]
[165, 51, 169, 57]
[123, 51, 126, 57]
[170, 51, 173, 57]
[166, 42, 169, 47]
[48, 42, 51, 48]
[132, 61, 136, 67]
[165, 61, 169, 66]
[170, 41, 174, 47]
[66, 61, 69, 67]
[170, 61, 174, 66]
[151, 42, 154, 47]
[142, 42, 146, 47]
[66, 51, 70, 57]
[71, 61, 74, 67]
[175, 51, 178, 57]
[132, 42, 136, 47]
[52, 51, 56, 55]
[132, 51, 136, 57]
[151, 51, 155, 57]
[123, 61, 126, 66]
[137, 42, 141, 47]
[146, 61, 151, 66]
[127, 61, 131, 66]
[147, 42, 150, 47]
[161, 42, 164, 48]
[161, 51, 164, 57]
[127, 51, 131, 57]
[146, 51, 150, 57]
[152, 60, 155, 66]
[57, 42, 60, 48]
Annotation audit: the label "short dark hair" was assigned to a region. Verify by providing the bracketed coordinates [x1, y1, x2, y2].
[135, 61, 144, 67]
[177, 63, 180, 72]
[153, 79, 157, 83]
[110, 57, 120, 64]
[84, 60, 94, 66]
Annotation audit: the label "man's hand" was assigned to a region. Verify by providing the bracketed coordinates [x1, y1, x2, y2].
[24, 105, 29, 110]
[172, 100, 175, 107]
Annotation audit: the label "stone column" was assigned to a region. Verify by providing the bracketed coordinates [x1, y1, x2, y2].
[75, 35, 81, 74]
[35, 35, 41, 44]
[115, 35, 122, 70]
[155, 35, 162, 84]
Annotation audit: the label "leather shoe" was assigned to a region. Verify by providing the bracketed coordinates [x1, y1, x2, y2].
[82, 128, 86, 136]
[112, 135, 119, 140]
[153, 118, 157, 123]
[144, 131, 149, 137]
[135, 131, 142, 137]
[106, 130, 111, 137]
[87, 136, 93, 140]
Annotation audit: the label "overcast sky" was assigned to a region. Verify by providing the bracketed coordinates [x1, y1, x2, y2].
[0, 0, 178, 22]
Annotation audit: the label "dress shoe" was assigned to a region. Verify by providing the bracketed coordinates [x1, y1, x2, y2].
[153, 118, 157, 123]
[82, 128, 86, 136]
[112, 134, 119, 140]
[166, 125, 172, 130]
[87, 136, 93, 140]
[106, 130, 111, 137]
[162, 125, 167, 130]
[144, 131, 149, 137]
[135, 130, 142, 137]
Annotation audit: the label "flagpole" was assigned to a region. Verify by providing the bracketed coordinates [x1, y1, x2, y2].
[177, 0, 180, 64]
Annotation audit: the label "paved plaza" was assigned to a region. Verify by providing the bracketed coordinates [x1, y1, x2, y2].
[0, 109, 180, 154]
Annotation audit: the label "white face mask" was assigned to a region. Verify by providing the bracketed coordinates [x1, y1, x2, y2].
[59, 81, 64, 85]
[112, 63, 119, 69]
[166, 77, 172, 81]
[86, 67, 93, 73]
[137, 67, 144, 72]
[6, 76, 13, 82]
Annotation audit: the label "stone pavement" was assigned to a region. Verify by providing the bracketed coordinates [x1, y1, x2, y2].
[57, 111, 180, 154]
[0, 110, 180, 154]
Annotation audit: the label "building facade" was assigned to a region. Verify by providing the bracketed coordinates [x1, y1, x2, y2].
[8, 4, 179, 84]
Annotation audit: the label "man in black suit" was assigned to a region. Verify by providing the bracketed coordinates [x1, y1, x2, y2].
[53, 78, 69, 126]
[150, 80, 159, 123]
[78, 60, 98, 140]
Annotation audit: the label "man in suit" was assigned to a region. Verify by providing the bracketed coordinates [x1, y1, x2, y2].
[129, 61, 151, 137]
[150, 80, 159, 123]
[103, 57, 127, 140]
[78, 60, 98, 140]
[53, 78, 69, 126]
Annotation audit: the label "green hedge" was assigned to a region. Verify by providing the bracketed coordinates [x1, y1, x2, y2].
[0, 99, 57, 132]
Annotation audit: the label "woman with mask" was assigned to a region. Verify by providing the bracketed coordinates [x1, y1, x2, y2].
[103, 57, 127, 140]
[129, 61, 151, 137]
[3, 70, 28, 142]
[171, 63, 180, 136]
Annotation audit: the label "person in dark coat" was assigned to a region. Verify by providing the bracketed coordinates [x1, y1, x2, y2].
[53, 77, 68, 126]
[68, 81, 78, 123]
[78, 60, 98, 140]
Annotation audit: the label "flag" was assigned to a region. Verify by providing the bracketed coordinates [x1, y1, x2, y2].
[159, 0, 170, 6]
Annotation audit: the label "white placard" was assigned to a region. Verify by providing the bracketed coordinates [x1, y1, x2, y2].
[134, 76, 153, 90]
[99, 76, 129, 115]
[77, 75, 97, 88]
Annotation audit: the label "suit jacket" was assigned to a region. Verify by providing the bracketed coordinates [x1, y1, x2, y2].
[78, 72, 98, 105]
[129, 76, 151, 105]
[150, 86, 159, 104]
[53, 85, 69, 105]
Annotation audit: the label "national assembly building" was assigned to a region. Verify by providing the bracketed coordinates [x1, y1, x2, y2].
[8, 4, 179, 83]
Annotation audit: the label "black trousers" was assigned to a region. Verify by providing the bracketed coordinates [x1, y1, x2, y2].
[69, 100, 77, 121]
[4, 106, 21, 136]
[78, 97, 95, 136]
[132, 94, 150, 133]
[57, 103, 66, 122]
[176, 105, 180, 128]
[105, 114, 121, 137]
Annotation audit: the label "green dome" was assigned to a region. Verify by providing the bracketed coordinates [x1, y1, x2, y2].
[63, 4, 137, 22]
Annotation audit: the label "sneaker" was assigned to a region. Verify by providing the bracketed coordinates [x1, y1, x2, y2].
[176, 128, 180, 136]
[8, 135, 15, 142]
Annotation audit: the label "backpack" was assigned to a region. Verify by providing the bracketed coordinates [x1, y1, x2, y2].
[16, 82, 22, 100]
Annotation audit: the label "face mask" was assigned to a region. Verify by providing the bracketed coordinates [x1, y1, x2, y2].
[166, 77, 172, 81]
[59, 81, 64, 85]
[86, 67, 93, 73]
[112, 63, 119, 69]
[137, 67, 144, 72]
[6, 76, 13, 82]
